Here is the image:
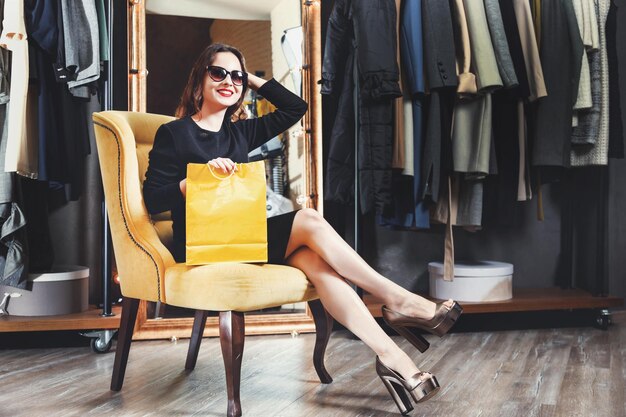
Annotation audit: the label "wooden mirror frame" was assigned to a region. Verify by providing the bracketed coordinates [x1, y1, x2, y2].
[126, 0, 323, 340]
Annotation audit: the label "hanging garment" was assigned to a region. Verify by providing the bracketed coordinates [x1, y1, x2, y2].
[452, 94, 493, 177]
[322, 0, 402, 214]
[25, 0, 61, 182]
[532, 0, 542, 47]
[571, 0, 611, 166]
[95, 0, 109, 62]
[401, 95, 414, 176]
[512, 0, 547, 101]
[53, 0, 73, 82]
[484, 0, 519, 89]
[392, 0, 405, 170]
[0, 21, 6, 106]
[499, 0, 532, 98]
[484, 91, 524, 225]
[451, 0, 477, 95]
[401, 0, 427, 225]
[533, 0, 584, 168]
[571, 5, 601, 146]
[431, 174, 483, 227]
[0, 0, 28, 289]
[0, 45, 27, 288]
[488, 1, 534, 207]
[606, 0, 624, 158]
[421, 0, 458, 204]
[463, 0, 503, 92]
[395, 0, 429, 228]
[0, 0, 38, 178]
[571, 0, 596, 113]
[60, 0, 100, 98]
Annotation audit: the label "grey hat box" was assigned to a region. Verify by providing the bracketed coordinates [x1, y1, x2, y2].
[0, 265, 89, 316]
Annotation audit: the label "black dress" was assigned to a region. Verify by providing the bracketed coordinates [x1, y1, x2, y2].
[142, 79, 308, 264]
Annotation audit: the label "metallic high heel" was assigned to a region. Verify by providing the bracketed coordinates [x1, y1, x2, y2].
[382, 301, 463, 352]
[375, 356, 440, 415]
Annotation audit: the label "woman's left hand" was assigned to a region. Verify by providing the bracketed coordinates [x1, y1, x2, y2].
[208, 157, 238, 174]
[247, 72, 269, 90]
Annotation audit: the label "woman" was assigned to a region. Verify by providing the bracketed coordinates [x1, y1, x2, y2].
[143, 43, 462, 413]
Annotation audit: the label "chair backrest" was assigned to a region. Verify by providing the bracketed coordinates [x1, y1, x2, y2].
[93, 111, 176, 303]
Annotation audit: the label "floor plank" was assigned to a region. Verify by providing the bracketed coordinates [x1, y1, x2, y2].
[0, 312, 624, 417]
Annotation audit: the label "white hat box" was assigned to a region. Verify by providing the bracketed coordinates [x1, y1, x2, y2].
[428, 261, 513, 302]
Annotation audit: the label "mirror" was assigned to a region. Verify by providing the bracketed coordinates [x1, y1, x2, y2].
[126, 0, 322, 338]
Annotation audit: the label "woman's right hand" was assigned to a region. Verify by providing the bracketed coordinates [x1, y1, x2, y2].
[208, 157, 238, 174]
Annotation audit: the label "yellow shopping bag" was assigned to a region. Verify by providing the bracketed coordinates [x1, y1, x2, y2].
[185, 161, 268, 265]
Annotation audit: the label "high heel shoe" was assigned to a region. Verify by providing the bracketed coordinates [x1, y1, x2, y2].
[382, 301, 463, 353]
[375, 356, 440, 415]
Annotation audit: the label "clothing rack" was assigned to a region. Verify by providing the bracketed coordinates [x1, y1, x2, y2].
[323, 0, 625, 329]
[0, 0, 122, 352]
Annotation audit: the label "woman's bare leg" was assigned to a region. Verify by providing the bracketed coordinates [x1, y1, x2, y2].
[285, 209, 453, 319]
[287, 247, 421, 380]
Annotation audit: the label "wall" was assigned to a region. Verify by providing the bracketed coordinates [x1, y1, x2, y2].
[270, 0, 300, 94]
[146, 14, 213, 116]
[210, 20, 272, 77]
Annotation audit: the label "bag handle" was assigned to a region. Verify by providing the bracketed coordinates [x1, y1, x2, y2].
[207, 163, 238, 180]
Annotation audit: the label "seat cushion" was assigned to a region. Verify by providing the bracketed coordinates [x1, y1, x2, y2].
[164, 263, 318, 312]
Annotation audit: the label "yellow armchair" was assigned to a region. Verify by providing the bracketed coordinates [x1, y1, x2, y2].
[92, 111, 333, 417]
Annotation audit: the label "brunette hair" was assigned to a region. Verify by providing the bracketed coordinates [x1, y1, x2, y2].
[175, 43, 248, 121]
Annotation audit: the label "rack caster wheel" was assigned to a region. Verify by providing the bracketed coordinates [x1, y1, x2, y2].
[81, 329, 117, 353]
[594, 309, 612, 330]
[91, 337, 113, 353]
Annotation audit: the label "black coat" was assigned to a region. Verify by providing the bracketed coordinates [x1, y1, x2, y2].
[420, 0, 458, 203]
[322, 0, 402, 214]
[532, 0, 583, 168]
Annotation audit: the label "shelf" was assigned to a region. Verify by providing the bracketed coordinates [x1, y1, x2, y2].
[364, 287, 624, 317]
[0, 306, 121, 332]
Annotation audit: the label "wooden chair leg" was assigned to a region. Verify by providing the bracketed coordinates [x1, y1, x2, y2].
[111, 297, 140, 391]
[308, 299, 333, 383]
[219, 311, 245, 417]
[185, 310, 209, 370]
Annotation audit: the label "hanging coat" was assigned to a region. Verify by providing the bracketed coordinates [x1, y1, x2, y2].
[571, 0, 611, 166]
[421, 0, 458, 204]
[322, 0, 402, 214]
[533, 0, 584, 168]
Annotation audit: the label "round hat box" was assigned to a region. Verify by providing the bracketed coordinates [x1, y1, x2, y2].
[0, 265, 89, 316]
[428, 261, 513, 302]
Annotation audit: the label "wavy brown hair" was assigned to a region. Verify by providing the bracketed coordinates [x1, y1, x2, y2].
[175, 43, 248, 121]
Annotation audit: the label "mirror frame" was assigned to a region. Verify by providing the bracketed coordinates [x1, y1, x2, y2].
[126, 0, 322, 340]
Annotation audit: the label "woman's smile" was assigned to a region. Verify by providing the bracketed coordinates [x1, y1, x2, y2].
[217, 88, 234, 97]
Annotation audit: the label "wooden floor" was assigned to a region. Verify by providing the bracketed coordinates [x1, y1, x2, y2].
[1, 312, 624, 417]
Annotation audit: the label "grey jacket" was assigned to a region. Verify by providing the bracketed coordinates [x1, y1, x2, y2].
[484, 0, 519, 88]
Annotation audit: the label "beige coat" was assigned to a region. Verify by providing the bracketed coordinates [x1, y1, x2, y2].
[513, 0, 547, 101]
[451, 0, 477, 95]
[0, 0, 38, 178]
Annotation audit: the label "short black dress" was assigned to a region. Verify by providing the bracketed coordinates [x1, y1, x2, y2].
[142, 79, 308, 265]
[266, 210, 298, 264]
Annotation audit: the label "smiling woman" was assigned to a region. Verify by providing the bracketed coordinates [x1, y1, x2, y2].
[139, 0, 320, 330]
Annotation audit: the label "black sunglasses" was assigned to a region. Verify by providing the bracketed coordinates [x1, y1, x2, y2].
[206, 65, 247, 86]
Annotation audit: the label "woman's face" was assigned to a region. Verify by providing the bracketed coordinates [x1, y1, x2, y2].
[201, 51, 244, 110]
